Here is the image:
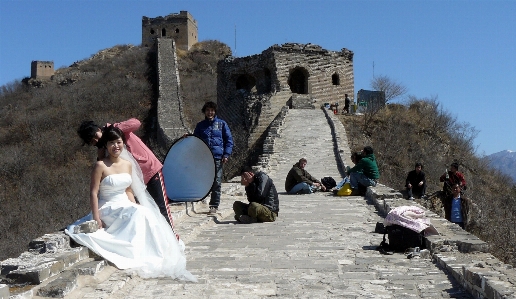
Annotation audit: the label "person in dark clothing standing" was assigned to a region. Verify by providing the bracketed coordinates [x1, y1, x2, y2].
[405, 162, 427, 200]
[343, 94, 351, 114]
[194, 102, 234, 216]
[234, 166, 279, 224]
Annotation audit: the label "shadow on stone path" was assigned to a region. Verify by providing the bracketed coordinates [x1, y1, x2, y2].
[64, 109, 471, 299]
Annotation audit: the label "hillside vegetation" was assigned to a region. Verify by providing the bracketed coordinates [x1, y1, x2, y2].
[338, 99, 516, 266]
[0, 41, 230, 260]
[1, 41, 514, 268]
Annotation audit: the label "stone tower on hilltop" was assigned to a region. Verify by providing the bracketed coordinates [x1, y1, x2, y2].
[142, 11, 198, 51]
[30, 61, 54, 80]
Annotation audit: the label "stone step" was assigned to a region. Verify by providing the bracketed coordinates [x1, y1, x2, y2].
[36, 271, 78, 298]
[36, 259, 107, 298]
[4, 247, 89, 285]
[0, 284, 9, 298]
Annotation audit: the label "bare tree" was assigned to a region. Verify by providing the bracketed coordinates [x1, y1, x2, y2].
[370, 75, 408, 103]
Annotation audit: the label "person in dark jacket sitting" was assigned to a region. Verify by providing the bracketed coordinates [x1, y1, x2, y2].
[405, 162, 427, 200]
[234, 166, 279, 224]
[285, 158, 326, 194]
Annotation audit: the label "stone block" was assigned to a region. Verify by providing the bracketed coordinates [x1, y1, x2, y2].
[29, 232, 70, 253]
[484, 277, 516, 299]
[464, 267, 487, 289]
[457, 239, 489, 253]
[0, 284, 9, 299]
[37, 271, 78, 298]
[73, 220, 99, 234]
[74, 260, 107, 276]
[7, 261, 54, 284]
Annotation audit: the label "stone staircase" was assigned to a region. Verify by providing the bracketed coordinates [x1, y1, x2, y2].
[155, 37, 189, 148]
[246, 90, 292, 149]
[0, 182, 244, 299]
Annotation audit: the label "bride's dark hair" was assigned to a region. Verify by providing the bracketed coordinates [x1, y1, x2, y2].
[99, 125, 126, 147]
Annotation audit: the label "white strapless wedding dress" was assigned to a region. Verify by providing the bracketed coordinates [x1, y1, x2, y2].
[66, 173, 196, 281]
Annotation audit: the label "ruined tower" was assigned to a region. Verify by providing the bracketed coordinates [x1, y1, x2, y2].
[217, 43, 354, 150]
[30, 61, 54, 80]
[142, 11, 198, 51]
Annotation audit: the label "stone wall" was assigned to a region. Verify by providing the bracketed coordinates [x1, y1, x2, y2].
[217, 43, 354, 161]
[322, 108, 516, 299]
[155, 37, 188, 148]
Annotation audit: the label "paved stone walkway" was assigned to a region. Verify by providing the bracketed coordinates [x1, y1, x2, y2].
[66, 109, 472, 298]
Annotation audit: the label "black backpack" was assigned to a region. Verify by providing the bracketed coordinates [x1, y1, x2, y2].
[321, 177, 337, 189]
[380, 224, 424, 252]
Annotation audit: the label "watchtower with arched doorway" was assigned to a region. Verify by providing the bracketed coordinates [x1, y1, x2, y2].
[142, 11, 198, 51]
[288, 67, 309, 94]
[217, 42, 354, 153]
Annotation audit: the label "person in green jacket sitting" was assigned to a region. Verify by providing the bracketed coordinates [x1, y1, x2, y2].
[347, 146, 380, 194]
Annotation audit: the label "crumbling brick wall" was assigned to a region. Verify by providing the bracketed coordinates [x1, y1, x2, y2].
[217, 43, 354, 162]
[155, 38, 188, 148]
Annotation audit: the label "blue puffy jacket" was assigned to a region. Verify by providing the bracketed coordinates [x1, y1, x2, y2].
[194, 116, 234, 160]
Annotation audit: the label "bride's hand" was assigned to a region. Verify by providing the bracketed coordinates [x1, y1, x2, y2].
[94, 216, 104, 229]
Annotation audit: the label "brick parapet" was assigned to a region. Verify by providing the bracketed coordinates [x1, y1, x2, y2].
[155, 38, 188, 149]
[323, 107, 516, 299]
[255, 106, 289, 172]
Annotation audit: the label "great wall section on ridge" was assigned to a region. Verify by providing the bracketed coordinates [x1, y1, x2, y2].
[2, 11, 516, 299]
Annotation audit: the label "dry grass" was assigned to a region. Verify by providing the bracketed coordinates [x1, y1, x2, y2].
[337, 100, 516, 266]
[0, 41, 234, 260]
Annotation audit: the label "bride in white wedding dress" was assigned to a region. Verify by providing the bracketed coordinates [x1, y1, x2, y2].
[66, 126, 196, 281]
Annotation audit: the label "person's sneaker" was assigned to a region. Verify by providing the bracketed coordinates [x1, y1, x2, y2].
[421, 195, 427, 200]
[207, 207, 218, 215]
[238, 215, 257, 224]
[408, 197, 415, 200]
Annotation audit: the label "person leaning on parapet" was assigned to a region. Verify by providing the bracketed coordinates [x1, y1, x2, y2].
[439, 162, 467, 196]
[346, 146, 380, 195]
[77, 118, 180, 239]
[193, 101, 234, 216]
[234, 166, 279, 224]
[405, 162, 427, 200]
[285, 158, 326, 194]
[343, 94, 351, 114]
[443, 183, 478, 230]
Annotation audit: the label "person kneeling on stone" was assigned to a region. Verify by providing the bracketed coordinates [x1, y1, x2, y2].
[234, 166, 279, 224]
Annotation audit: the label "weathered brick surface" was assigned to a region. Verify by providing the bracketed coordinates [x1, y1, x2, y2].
[217, 43, 354, 161]
[155, 38, 189, 148]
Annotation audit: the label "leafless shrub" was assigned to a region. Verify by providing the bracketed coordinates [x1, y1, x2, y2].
[0, 45, 154, 260]
[0, 40, 236, 260]
[370, 74, 408, 103]
[338, 96, 516, 267]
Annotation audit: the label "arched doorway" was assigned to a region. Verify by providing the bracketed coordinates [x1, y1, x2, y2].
[236, 74, 256, 92]
[288, 67, 309, 94]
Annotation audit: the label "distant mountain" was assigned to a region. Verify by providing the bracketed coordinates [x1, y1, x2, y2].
[487, 150, 516, 183]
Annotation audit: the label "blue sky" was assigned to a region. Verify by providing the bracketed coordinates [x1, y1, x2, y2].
[1, 0, 515, 155]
